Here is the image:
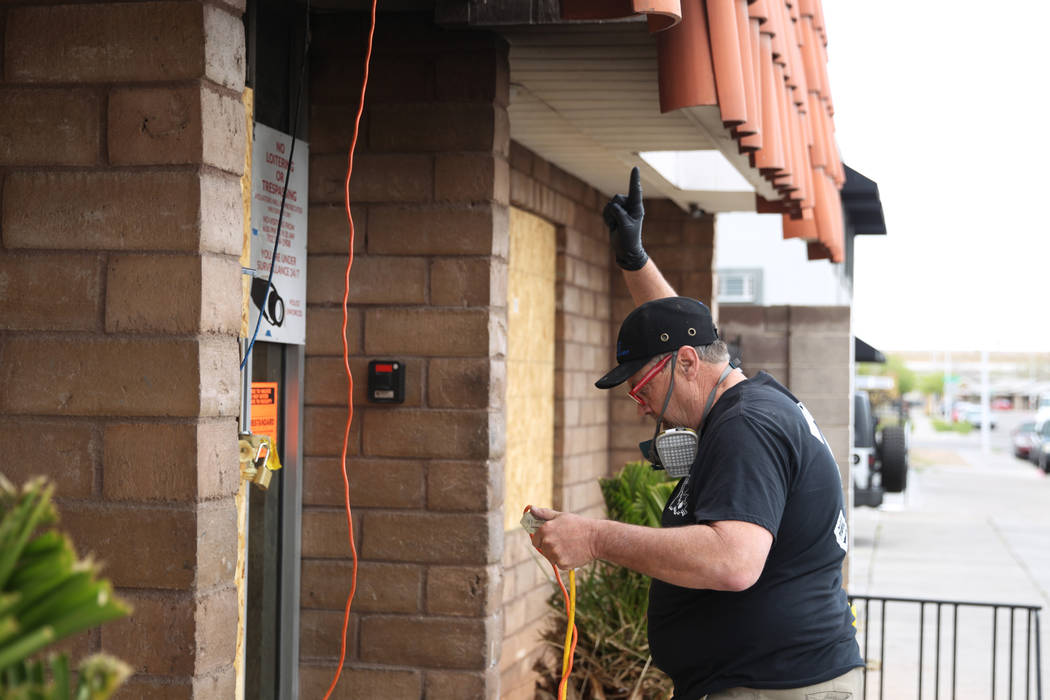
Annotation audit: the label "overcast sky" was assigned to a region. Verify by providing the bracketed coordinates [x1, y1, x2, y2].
[820, 2, 1050, 353]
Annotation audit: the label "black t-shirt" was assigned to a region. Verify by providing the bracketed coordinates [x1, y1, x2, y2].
[647, 372, 863, 699]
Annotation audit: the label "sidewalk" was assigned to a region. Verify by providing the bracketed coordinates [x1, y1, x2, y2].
[849, 413, 1049, 699]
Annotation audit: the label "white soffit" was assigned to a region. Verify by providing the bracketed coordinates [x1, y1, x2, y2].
[504, 23, 762, 214]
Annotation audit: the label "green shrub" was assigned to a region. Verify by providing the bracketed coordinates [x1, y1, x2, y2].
[535, 463, 675, 700]
[931, 418, 972, 434]
[0, 475, 132, 699]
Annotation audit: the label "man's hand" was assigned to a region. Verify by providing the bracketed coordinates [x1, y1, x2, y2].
[603, 167, 648, 271]
[528, 506, 599, 570]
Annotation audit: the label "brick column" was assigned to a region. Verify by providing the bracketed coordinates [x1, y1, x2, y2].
[717, 305, 852, 493]
[300, 14, 507, 698]
[784, 307, 852, 474]
[1, 2, 245, 697]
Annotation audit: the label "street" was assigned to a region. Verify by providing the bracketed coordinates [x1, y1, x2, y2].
[850, 410, 1049, 699]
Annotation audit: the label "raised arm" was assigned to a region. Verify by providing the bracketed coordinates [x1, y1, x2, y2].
[604, 167, 677, 305]
[622, 260, 676, 304]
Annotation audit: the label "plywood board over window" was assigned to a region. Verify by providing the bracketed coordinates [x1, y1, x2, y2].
[504, 207, 556, 531]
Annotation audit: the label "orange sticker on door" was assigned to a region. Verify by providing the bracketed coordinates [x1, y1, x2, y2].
[251, 382, 279, 446]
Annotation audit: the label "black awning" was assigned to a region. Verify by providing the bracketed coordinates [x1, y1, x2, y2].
[855, 337, 886, 364]
[842, 165, 887, 236]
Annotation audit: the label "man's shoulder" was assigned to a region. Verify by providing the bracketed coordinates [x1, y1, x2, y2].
[737, 373, 801, 416]
[742, 371, 792, 395]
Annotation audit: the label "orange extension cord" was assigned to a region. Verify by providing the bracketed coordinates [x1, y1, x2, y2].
[323, 0, 377, 697]
[553, 567, 578, 700]
[526, 505, 578, 698]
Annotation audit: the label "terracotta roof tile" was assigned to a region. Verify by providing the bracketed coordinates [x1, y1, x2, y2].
[752, 33, 783, 172]
[750, 0, 770, 24]
[733, 0, 759, 138]
[739, 14, 764, 151]
[656, 4, 718, 113]
[707, 0, 747, 125]
[561, 0, 683, 31]
[560, 0, 846, 262]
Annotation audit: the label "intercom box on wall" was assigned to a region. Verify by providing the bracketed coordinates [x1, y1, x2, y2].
[367, 360, 405, 403]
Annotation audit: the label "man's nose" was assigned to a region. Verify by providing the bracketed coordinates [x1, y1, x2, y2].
[636, 401, 652, 418]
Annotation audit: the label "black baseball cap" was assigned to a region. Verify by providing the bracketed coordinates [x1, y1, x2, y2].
[595, 296, 718, 389]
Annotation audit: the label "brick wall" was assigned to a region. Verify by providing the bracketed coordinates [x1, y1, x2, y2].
[301, 14, 508, 699]
[608, 201, 718, 470]
[1, 1, 245, 697]
[717, 305, 852, 492]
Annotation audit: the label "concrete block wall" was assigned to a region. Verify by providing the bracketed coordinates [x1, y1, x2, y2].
[0, 1, 246, 697]
[608, 202, 717, 470]
[301, 14, 508, 699]
[502, 142, 615, 699]
[718, 305, 852, 484]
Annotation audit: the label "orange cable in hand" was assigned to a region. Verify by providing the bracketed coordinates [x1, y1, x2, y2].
[323, 0, 377, 697]
[524, 505, 578, 697]
[552, 566, 578, 700]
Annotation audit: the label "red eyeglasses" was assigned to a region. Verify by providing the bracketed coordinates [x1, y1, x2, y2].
[628, 354, 672, 406]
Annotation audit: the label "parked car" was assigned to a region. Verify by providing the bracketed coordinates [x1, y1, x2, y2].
[961, 406, 996, 430]
[852, 391, 908, 507]
[950, 401, 974, 423]
[1012, 421, 1037, 460]
[1030, 418, 1050, 473]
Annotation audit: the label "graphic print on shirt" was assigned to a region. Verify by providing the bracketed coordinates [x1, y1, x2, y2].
[797, 401, 834, 458]
[834, 509, 848, 552]
[668, 475, 690, 517]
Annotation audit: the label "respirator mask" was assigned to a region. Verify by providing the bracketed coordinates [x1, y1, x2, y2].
[639, 354, 736, 479]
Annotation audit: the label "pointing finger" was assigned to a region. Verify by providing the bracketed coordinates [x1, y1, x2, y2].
[626, 166, 643, 211]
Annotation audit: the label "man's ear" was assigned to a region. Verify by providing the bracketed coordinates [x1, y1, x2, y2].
[676, 345, 700, 378]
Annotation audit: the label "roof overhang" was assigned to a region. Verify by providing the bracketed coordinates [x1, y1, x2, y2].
[855, 336, 886, 364]
[433, 1, 849, 260]
[496, 0, 848, 262]
[504, 22, 765, 214]
[842, 165, 887, 237]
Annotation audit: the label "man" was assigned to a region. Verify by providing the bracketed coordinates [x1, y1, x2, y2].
[529, 168, 864, 699]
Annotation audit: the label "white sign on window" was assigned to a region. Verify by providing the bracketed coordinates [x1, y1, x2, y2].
[248, 122, 309, 346]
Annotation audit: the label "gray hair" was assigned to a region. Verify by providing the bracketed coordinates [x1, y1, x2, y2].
[645, 340, 729, 370]
[694, 339, 729, 364]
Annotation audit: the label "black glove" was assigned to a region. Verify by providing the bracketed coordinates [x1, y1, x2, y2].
[603, 167, 648, 271]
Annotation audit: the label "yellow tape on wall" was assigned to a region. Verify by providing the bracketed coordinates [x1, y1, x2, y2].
[239, 87, 255, 339]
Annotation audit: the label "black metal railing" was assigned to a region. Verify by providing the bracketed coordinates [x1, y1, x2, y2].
[849, 594, 1044, 700]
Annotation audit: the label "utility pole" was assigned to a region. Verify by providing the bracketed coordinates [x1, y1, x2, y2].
[943, 351, 952, 419]
[980, 349, 990, 453]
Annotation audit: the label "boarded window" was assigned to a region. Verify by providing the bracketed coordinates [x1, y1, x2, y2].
[504, 207, 556, 530]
